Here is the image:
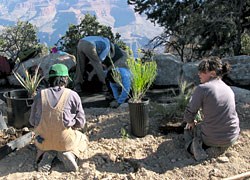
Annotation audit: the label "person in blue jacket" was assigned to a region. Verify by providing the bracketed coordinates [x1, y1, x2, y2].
[106, 67, 131, 108]
[74, 36, 112, 92]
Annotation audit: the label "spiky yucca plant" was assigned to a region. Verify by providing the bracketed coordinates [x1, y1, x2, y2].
[175, 80, 194, 112]
[170, 81, 203, 121]
[13, 64, 44, 97]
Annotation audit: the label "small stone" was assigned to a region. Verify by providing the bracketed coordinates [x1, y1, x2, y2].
[225, 151, 238, 158]
[22, 127, 30, 132]
[210, 158, 217, 163]
[202, 160, 209, 165]
[6, 127, 16, 135]
[171, 159, 176, 163]
[209, 168, 224, 178]
[209, 168, 220, 176]
[109, 154, 116, 162]
[217, 156, 229, 163]
[35, 174, 41, 179]
[128, 173, 136, 179]
[18, 162, 23, 167]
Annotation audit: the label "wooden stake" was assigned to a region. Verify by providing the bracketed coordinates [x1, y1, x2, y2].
[0, 132, 33, 160]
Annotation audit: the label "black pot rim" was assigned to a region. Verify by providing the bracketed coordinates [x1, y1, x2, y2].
[128, 98, 150, 104]
[3, 89, 33, 100]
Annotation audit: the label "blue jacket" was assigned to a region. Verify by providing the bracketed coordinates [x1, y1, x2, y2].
[82, 36, 110, 61]
[109, 68, 131, 104]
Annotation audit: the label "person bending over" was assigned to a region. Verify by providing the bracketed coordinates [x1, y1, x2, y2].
[74, 36, 112, 92]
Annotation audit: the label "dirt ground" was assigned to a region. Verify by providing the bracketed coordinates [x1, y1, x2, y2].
[0, 100, 249, 180]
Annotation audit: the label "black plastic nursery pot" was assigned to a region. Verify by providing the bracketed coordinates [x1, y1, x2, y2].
[128, 98, 149, 137]
[3, 89, 33, 129]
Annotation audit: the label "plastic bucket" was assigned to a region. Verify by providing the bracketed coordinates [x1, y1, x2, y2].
[3, 89, 33, 129]
[128, 99, 149, 137]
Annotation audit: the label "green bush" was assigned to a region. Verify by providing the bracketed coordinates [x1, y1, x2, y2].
[241, 33, 250, 55]
[0, 20, 41, 64]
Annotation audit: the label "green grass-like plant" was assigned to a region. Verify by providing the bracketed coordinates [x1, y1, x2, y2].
[110, 48, 157, 103]
[13, 64, 44, 97]
[127, 56, 157, 102]
[121, 127, 129, 158]
[166, 80, 194, 120]
[175, 80, 194, 112]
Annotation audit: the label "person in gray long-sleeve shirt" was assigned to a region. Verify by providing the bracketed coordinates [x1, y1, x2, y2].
[183, 57, 240, 161]
[29, 86, 86, 128]
[29, 63, 88, 172]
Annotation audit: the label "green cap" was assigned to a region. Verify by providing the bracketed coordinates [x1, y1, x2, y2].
[49, 63, 71, 80]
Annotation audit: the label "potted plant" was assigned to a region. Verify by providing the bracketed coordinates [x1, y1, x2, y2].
[112, 49, 157, 137]
[3, 64, 44, 128]
[13, 64, 44, 97]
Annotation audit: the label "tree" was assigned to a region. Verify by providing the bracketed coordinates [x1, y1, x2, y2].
[56, 14, 126, 57]
[128, 0, 250, 62]
[0, 20, 40, 63]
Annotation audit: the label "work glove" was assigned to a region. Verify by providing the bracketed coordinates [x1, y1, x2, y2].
[110, 100, 119, 108]
[185, 121, 197, 130]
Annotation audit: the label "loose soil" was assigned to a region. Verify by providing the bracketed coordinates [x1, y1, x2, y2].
[0, 100, 249, 180]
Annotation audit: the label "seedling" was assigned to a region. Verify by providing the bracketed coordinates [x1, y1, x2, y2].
[120, 127, 129, 159]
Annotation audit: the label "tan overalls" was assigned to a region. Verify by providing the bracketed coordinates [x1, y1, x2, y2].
[34, 88, 87, 158]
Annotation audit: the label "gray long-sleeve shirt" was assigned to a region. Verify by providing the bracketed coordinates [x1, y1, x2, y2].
[29, 86, 86, 128]
[183, 78, 240, 146]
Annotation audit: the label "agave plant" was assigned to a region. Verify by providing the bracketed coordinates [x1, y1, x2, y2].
[13, 64, 44, 97]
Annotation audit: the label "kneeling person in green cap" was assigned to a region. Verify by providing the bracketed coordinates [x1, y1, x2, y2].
[29, 63, 88, 172]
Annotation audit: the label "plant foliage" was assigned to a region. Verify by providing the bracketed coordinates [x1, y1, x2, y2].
[0, 20, 41, 64]
[13, 64, 44, 97]
[120, 127, 129, 160]
[127, 50, 157, 102]
[111, 49, 157, 103]
[175, 81, 194, 113]
[128, 0, 250, 61]
[150, 81, 197, 121]
[241, 33, 250, 55]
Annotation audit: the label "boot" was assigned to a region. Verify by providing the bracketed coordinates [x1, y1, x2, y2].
[57, 152, 79, 172]
[184, 129, 193, 151]
[37, 151, 56, 172]
[191, 137, 208, 161]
